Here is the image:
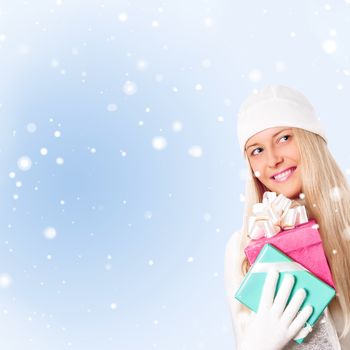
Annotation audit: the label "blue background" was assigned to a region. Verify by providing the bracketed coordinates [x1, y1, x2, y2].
[1, 1, 350, 349]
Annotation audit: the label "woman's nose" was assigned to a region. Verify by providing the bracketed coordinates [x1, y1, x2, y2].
[267, 150, 283, 167]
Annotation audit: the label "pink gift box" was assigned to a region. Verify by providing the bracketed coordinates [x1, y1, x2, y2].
[244, 219, 336, 289]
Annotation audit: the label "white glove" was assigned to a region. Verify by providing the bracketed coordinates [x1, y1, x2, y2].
[240, 269, 313, 350]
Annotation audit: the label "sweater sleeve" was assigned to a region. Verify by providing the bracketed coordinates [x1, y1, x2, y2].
[224, 230, 250, 349]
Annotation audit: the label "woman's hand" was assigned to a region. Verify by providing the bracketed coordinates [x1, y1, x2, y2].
[240, 269, 313, 350]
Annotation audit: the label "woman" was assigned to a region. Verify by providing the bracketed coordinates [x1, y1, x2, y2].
[224, 85, 350, 349]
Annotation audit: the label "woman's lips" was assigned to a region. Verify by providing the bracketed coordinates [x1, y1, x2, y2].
[271, 167, 297, 183]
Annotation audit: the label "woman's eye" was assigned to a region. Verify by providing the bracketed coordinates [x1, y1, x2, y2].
[251, 147, 263, 156]
[279, 135, 290, 142]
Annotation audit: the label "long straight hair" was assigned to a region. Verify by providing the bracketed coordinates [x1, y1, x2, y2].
[238, 127, 350, 339]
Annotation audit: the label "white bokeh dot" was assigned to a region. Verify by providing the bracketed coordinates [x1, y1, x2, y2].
[330, 186, 342, 201]
[342, 226, 350, 240]
[9, 172, 16, 179]
[51, 59, 59, 68]
[204, 17, 214, 27]
[118, 13, 128, 22]
[322, 39, 337, 54]
[17, 156, 32, 171]
[152, 136, 167, 150]
[56, 157, 64, 165]
[248, 69, 262, 82]
[188, 145, 203, 158]
[40, 148, 48, 156]
[254, 170, 261, 178]
[43, 227, 57, 239]
[110, 303, 118, 310]
[172, 121, 183, 132]
[27, 123, 37, 133]
[203, 212, 212, 222]
[54, 130, 61, 138]
[123, 81, 137, 95]
[0, 273, 12, 288]
[137, 60, 149, 71]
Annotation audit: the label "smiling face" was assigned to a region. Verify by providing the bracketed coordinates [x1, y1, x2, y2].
[245, 127, 302, 199]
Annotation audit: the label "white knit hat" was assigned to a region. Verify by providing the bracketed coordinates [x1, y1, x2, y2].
[237, 85, 327, 153]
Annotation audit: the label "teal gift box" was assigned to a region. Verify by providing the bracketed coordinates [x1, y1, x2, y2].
[235, 244, 336, 344]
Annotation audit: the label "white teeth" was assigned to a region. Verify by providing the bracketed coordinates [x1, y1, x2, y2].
[273, 168, 294, 182]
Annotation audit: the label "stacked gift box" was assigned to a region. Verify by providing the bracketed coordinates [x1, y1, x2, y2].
[234, 192, 336, 344]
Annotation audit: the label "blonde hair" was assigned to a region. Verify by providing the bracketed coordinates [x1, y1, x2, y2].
[238, 127, 350, 339]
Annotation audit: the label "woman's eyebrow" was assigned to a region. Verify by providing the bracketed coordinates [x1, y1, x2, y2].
[273, 128, 292, 137]
[245, 129, 292, 151]
[245, 143, 259, 150]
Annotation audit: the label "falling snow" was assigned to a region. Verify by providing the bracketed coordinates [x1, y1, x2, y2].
[172, 120, 183, 132]
[43, 227, 57, 239]
[17, 156, 32, 171]
[188, 145, 203, 158]
[330, 186, 342, 201]
[1, 2, 350, 350]
[123, 80, 138, 95]
[322, 39, 337, 54]
[0, 273, 12, 288]
[27, 123, 37, 133]
[152, 136, 167, 150]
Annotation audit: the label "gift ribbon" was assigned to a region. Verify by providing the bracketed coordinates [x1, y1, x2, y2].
[251, 260, 313, 341]
[248, 191, 308, 240]
[250, 261, 305, 274]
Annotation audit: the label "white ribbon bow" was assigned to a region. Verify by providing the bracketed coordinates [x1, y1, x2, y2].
[248, 192, 308, 240]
